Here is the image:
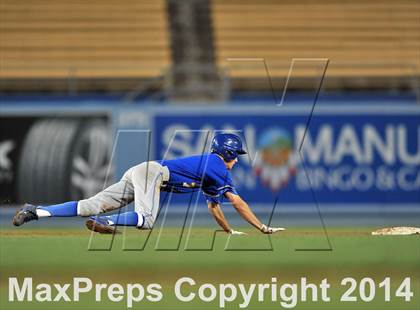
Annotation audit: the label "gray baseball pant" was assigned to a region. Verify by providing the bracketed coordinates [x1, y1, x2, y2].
[77, 161, 170, 229]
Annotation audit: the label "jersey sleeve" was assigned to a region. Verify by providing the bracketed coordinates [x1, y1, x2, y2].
[202, 168, 238, 204]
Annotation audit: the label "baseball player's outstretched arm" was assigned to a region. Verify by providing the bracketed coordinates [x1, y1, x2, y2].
[224, 192, 263, 230]
[207, 202, 232, 233]
[224, 192, 285, 234]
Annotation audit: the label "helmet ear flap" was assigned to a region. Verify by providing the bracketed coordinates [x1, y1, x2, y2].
[225, 149, 236, 161]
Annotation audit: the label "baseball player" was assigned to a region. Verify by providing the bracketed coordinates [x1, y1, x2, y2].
[13, 133, 284, 235]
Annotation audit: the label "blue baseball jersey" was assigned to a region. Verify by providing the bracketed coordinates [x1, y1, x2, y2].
[157, 154, 238, 204]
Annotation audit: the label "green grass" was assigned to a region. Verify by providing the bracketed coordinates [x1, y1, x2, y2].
[1, 227, 419, 310]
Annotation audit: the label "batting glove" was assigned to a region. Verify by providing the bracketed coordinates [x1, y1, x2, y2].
[229, 229, 247, 235]
[260, 224, 285, 234]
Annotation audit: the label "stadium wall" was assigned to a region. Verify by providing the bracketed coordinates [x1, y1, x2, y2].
[0, 101, 419, 208]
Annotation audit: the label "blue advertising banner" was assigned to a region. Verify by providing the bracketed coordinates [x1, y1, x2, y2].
[153, 106, 420, 205]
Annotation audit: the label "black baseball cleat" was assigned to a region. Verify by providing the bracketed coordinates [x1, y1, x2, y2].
[12, 204, 39, 226]
[85, 216, 119, 234]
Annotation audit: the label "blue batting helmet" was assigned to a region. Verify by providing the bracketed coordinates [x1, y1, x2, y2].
[210, 133, 247, 161]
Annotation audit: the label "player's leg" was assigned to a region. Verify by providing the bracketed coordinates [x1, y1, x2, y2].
[83, 161, 168, 233]
[13, 175, 135, 227]
[131, 161, 168, 229]
[86, 162, 167, 229]
[12, 201, 78, 226]
[83, 163, 152, 233]
[85, 211, 142, 234]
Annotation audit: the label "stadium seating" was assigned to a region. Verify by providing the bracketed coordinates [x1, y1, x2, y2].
[0, 0, 171, 79]
[212, 0, 420, 80]
[1, 0, 418, 90]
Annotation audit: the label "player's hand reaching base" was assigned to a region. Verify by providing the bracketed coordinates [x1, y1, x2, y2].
[229, 229, 247, 235]
[260, 224, 285, 234]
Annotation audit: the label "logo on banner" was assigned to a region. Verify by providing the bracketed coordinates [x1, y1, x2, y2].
[254, 127, 298, 191]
